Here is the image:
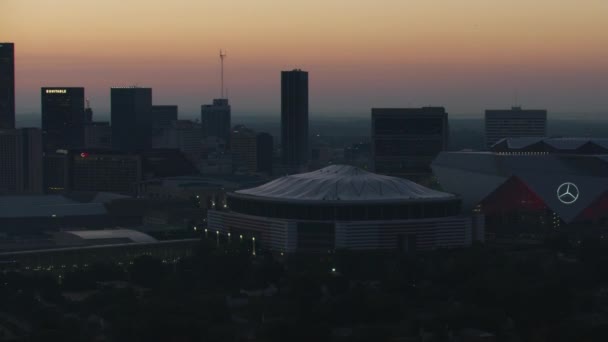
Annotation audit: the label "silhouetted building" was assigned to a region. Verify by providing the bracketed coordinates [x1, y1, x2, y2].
[0, 128, 42, 194]
[256, 132, 273, 175]
[152, 120, 203, 163]
[142, 149, 199, 178]
[485, 107, 547, 148]
[84, 122, 112, 149]
[0, 43, 15, 129]
[41, 87, 85, 152]
[231, 125, 257, 173]
[84, 101, 93, 123]
[72, 151, 142, 194]
[201, 99, 231, 148]
[111, 87, 152, 152]
[151, 105, 178, 135]
[281, 69, 309, 167]
[43, 152, 70, 194]
[371, 107, 448, 180]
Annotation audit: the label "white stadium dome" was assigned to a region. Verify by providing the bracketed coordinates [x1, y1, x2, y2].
[235, 164, 453, 202]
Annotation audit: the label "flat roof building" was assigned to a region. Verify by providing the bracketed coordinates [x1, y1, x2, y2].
[41, 87, 86, 152]
[371, 107, 448, 181]
[484, 107, 547, 148]
[111, 87, 153, 152]
[201, 99, 231, 148]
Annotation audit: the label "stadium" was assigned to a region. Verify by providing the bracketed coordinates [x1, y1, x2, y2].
[432, 137, 608, 237]
[208, 165, 483, 254]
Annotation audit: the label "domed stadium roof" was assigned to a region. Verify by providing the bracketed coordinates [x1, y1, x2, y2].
[234, 165, 454, 203]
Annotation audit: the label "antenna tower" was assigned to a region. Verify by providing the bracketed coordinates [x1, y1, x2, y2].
[220, 49, 227, 98]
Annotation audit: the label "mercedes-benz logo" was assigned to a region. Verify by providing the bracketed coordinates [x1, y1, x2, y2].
[557, 182, 579, 205]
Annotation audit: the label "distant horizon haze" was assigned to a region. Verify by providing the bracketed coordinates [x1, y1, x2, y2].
[2, 0, 607, 116]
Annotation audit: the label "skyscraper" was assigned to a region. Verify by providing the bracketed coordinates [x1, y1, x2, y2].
[201, 99, 231, 148]
[41, 87, 86, 152]
[371, 107, 448, 181]
[231, 125, 257, 174]
[281, 69, 308, 167]
[485, 107, 547, 148]
[0, 43, 15, 129]
[0, 128, 42, 194]
[111, 87, 152, 152]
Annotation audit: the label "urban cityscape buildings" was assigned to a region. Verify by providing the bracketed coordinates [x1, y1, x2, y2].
[71, 151, 142, 194]
[0, 128, 42, 194]
[151, 105, 178, 135]
[281, 69, 309, 167]
[152, 120, 203, 163]
[432, 137, 608, 237]
[111, 87, 153, 152]
[484, 106, 547, 148]
[209, 165, 483, 254]
[201, 98, 231, 148]
[84, 121, 112, 149]
[371, 107, 448, 181]
[0, 43, 15, 129]
[41, 87, 85, 152]
[231, 125, 258, 174]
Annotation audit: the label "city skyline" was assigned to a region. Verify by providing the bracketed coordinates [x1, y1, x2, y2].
[2, 0, 607, 120]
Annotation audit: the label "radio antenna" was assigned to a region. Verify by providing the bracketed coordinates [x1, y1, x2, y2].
[220, 49, 227, 98]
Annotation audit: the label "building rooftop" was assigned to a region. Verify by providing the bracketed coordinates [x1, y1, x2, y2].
[235, 165, 454, 203]
[63, 229, 157, 244]
[0, 193, 128, 218]
[492, 137, 608, 153]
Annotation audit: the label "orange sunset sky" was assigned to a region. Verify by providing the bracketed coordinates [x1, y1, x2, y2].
[2, 0, 607, 120]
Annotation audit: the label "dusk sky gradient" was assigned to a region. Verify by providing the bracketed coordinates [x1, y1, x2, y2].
[2, 0, 607, 121]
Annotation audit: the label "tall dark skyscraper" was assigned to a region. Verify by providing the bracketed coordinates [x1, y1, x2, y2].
[281, 69, 309, 167]
[371, 107, 448, 181]
[0, 128, 42, 194]
[111, 87, 152, 152]
[0, 43, 15, 129]
[201, 99, 231, 148]
[41, 87, 85, 152]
